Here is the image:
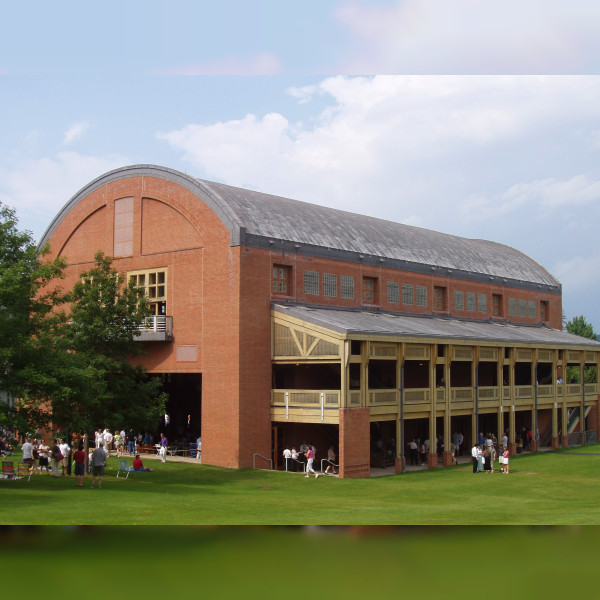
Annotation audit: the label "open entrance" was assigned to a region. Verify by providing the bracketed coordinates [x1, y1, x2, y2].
[271, 422, 339, 472]
[370, 421, 396, 470]
[150, 373, 202, 446]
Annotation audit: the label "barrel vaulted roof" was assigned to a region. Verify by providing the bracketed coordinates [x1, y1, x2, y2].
[40, 165, 559, 291]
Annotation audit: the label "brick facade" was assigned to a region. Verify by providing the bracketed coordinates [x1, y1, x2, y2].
[41, 165, 598, 477]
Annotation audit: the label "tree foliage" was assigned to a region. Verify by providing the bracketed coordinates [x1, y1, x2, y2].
[0, 205, 167, 435]
[53, 251, 167, 433]
[565, 315, 598, 384]
[565, 315, 597, 340]
[0, 204, 68, 431]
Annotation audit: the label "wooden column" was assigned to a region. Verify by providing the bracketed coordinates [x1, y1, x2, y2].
[428, 344, 438, 468]
[508, 347, 517, 456]
[551, 348, 559, 449]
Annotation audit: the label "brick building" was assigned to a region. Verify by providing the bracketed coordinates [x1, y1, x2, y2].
[40, 164, 600, 477]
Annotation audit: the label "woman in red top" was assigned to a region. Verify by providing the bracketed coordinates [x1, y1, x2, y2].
[73, 442, 86, 487]
[133, 455, 153, 472]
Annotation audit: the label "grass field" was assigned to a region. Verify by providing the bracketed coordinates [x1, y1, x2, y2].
[2, 446, 600, 525]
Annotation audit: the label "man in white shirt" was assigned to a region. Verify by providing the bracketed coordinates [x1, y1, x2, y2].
[21, 438, 34, 465]
[196, 436, 202, 461]
[59, 439, 71, 475]
[471, 443, 479, 473]
[103, 429, 113, 455]
[283, 447, 292, 471]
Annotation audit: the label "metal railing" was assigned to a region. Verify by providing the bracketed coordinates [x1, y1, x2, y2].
[138, 315, 172, 333]
[253, 453, 273, 470]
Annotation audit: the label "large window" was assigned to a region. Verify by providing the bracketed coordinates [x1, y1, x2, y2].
[323, 273, 337, 297]
[477, 293, 487, 313]
[465, 292, 476, 312]
[434, 286, 447, 311]
[416, 285, 427, 307]
[493, 294, 503, 316]
[362, 277, 378, 303]
[128, 268, 167, 315]
[402, 283, 414, 306]
[272, 265, 291, 295]
[518, 299, 527, 317]
[541, 300, 549, 321]
[528, 300, 536, 318]
[341, 275, 354, 299]
[454, 290, 464, 311]
[387, 281, 399, 304]
[304, 271, 319, 295]
[508, 298, 517, 316]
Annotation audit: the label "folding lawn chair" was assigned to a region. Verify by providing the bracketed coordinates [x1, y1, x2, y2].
[17, 462, 33, 482]
[1, 461, 16, 479]
[116, 459, 131, 479]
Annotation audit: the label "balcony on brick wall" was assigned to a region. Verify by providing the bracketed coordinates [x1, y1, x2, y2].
[135, 315, 173, 342]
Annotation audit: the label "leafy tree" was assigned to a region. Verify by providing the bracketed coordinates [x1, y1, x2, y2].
[0, 204, 68, 432]
[566, 315, 596, 340]
[1, 206, 167, 436]
[565, 315, 597, 384]
[52, 251, 168, 434]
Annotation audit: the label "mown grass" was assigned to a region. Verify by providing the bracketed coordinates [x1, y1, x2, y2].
[2, 445, 600, 525]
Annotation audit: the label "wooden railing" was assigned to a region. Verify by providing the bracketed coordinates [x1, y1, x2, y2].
[271, 390, 340, 408]
[368, 389, 397, 406]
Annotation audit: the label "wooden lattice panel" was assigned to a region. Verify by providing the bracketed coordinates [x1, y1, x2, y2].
[538, 350, 553, 362]
[479, 347, 498, 361]
[452, 346, 473, 361]
[405, 345, 430, 359]
[515, 349, 532, 361]
[370, 343, 397, 359]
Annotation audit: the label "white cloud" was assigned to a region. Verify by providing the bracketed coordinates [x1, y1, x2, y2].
[462, 175, 600, 222]
[154, 53, 283, 75]
[0, 151, 128, 243]
[553, 253, 600, 293]
[157, 75, 600, 224]
[334, 0, 600, 73]
[62, 121, 89, 145]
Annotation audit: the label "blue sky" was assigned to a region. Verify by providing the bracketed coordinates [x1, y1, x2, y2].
[2, 1, 600, 331]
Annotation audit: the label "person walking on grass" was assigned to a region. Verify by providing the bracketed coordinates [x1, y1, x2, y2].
[304, 445, 319, 479]
[91, 441, 107, 488]
[159, 433, 168, 463]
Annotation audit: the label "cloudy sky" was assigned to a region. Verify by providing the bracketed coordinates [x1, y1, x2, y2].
[2, 0, 600, 331]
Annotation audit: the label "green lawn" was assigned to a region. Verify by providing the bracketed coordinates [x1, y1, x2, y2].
[2, 446, 600, 525]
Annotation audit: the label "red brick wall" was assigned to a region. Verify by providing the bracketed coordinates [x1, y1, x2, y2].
[339, 407, 370, 478]
[44, 171, 565, 475]
[266, 250, 562, 329]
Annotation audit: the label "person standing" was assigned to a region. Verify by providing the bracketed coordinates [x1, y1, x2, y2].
[103, 429, 113, 456]
[291, 447, 299, 472]
[91, 441, 107, 488]
[21, 438, 34, 465]
[159, 433, 168, 463]
[471, 442, 479, 473]
[127, 429, 136, 455]
[50, 439, 63, 477]
[502, 447, 510, 474]
[73, 442, 86, 487]
[283, 447, 292, 471]
[59, 438, 71, 476]
[325, 446, 337, 475]
[37, 440, 50, 474]
[408, 439, 418, 466]
[196, 435, 202, 461]
[114, 430, 122, 456]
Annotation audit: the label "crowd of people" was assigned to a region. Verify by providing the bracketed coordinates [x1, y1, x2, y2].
[471, 432, 510, 474]
[282, 442, 338, 478]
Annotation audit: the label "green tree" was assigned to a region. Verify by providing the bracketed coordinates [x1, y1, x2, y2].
[52, 251, 168, 434]
[565, 315, 598, 384]
[566, 315, 596, 340]
[0, 206, 167, 436]
[0, 204, 68, 432]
